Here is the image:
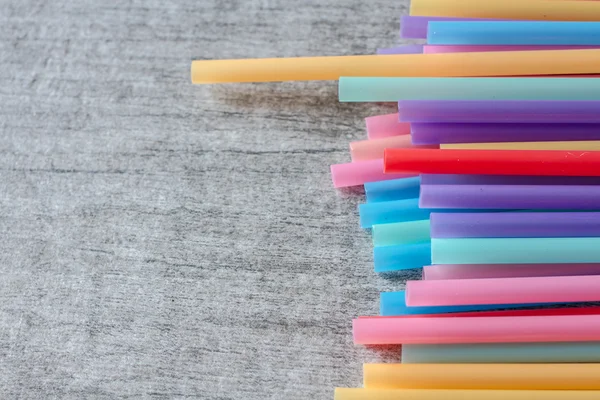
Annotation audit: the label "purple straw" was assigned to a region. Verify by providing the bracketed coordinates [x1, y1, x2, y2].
[377, 45, 424, 55]
[411, 123, 600, 145]
[431, 212, 600, 238]
[401, 16, 501, 39]
[421, 174, 600, 186]
[420, 183, 600, 210]
[398, 100, 600, 124]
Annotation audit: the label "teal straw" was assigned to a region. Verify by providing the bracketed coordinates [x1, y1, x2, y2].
[402, 342, 600, 364]
[432, 237, 600, 264]
[373, 220, 431, 247]
[339, 77, 600, 102]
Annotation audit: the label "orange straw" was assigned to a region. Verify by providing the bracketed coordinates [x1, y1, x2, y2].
[410, 0, 600, 21]
[191, 49, 600, 83]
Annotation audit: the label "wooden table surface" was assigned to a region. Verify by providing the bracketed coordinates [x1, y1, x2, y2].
[0, 1, 415, 398]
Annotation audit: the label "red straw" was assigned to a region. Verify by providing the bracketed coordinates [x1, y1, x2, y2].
[384, 149, 600, 176]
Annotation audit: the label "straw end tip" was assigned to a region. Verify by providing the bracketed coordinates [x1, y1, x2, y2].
[330, 164, 339, 188]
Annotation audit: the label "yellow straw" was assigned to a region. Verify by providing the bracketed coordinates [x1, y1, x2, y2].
[410, 0, 600, 21]
[335, 388, 600, 400]
[363, 363, 600, 390]
[441, 140, 600, 151]
[191, 49, 600, 83]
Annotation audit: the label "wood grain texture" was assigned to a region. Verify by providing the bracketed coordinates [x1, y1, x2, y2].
[0, 1, 416, 398]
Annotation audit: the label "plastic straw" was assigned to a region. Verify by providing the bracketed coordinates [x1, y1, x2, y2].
[193, 50, 600, 84]
[402, 342, 600, 364]
[432, 237, 600, 264]
[364, 177, 421, 203]
[430, 212, 600, 238]
[397, 100, 600, 124]
[421, 184, 600, 210]
[443, 141, 600, 150]
[423, 264, 600, 280]
[359, 198, 428, 228]
[335, 388, 600, 400]
[350, 136, 435, 162]
[339, 77, 600, 103]
[363, 363, 600, 390]
[374, 242, 431, 273]
[377, 45, 424, 55]
[410, 123, 600, 145]
[384, 149, 600, 177]
[410, 0, 600, 21]
[420, 173, 600, 209]
[421, 174, 600, 186]
[407, 275, 600, 307]
[373, 220, 430, 247]
[330, 159, 413, 188]
[380, 291, 550, 317]
[429, 21, 600, 46]
[365, 114, 410, 140]
[400, 16, 499, 39]
[353, 314, 600, 345]
[372, 307, 600, 320]
[427, 21, 600, 46]
[421, 173, 600, 186]
[423, 45, 600, 54]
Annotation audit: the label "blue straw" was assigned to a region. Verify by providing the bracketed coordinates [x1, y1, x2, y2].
[359, 197, 501, 228]
[364, 177, 421, 203]
[428, 21, 600, 45]
[359, 198, 428, 228]
[380, 291, 549, 316]
[374, 242, 432, 272]
[339, 77, 600, 102]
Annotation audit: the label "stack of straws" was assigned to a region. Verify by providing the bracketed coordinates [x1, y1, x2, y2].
[191, 0, 600, 398]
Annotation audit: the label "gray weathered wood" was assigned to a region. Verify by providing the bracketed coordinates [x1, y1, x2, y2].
[0, 1, 415, 398]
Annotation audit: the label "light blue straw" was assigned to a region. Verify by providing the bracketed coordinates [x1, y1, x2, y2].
[402, 342, 600, 364]
[432, 237, 600, 264]
[372, 220, 431, 247]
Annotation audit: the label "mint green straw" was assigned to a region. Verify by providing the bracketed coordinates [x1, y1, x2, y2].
[402, 342, 600, 364]
[432, 237, 600, 264]
[339, 77, 600, 102]
[373, 220, 431, 247]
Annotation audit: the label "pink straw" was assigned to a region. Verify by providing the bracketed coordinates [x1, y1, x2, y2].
[423, 45, 600, 54]
[406, 275, 600, 307]
[353, 314, 600, 345]
[350, 136, 436, 162]
[330, 159, 414, 188]
[423, 264, 600, 280]
[365, 113, 410, 139]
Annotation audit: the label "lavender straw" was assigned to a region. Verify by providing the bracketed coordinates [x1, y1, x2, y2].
[420, 184, 600, 210]
[411, 123, 600, 145]
[399, 100, 600, 124]
[377, 45, 424, 55]
[431, 212, 600, 238]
